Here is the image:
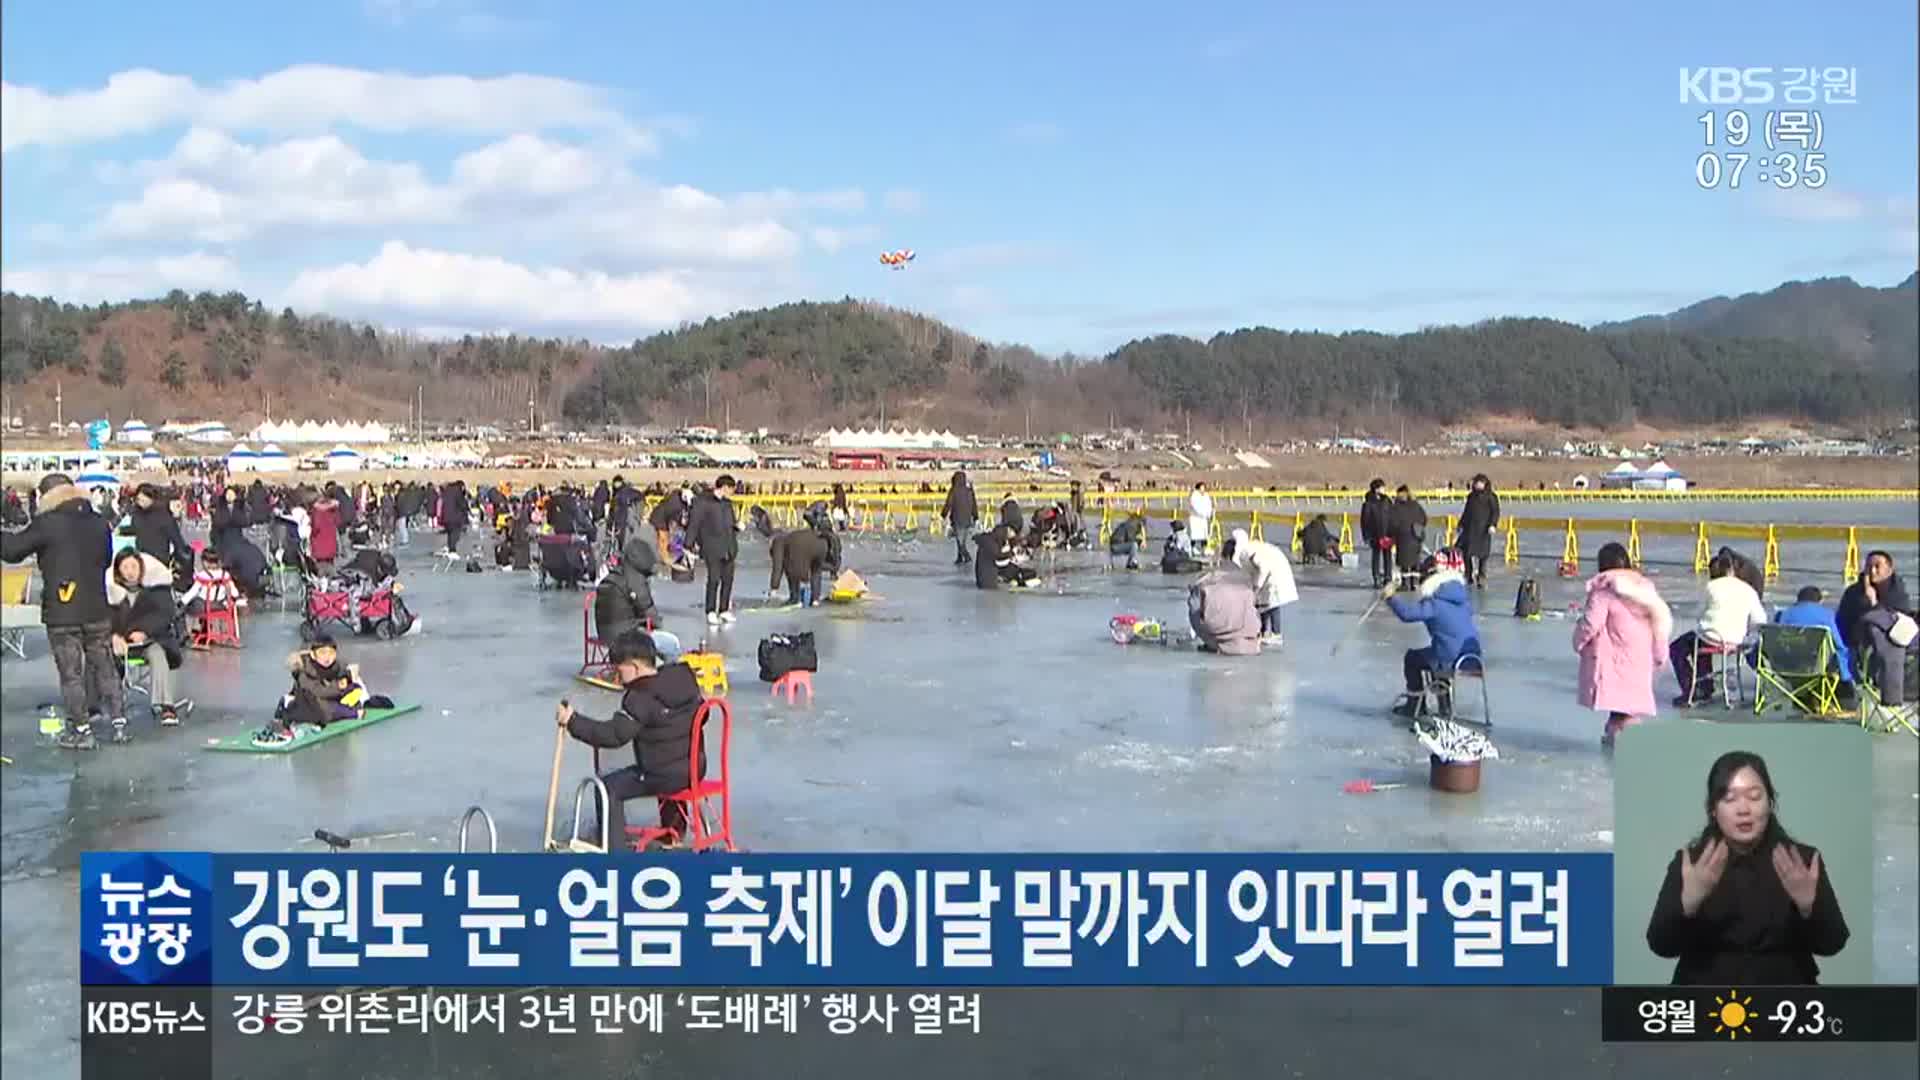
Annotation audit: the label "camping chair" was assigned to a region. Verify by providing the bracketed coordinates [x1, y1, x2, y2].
[1752, 624, 1843, 718]
[122, 651, 152, 703]
[1858, 649, 1920, 738]
[1, 567, 39, 660]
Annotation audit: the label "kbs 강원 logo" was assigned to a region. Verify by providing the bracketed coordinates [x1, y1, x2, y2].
[1680, 68, 1775, 105]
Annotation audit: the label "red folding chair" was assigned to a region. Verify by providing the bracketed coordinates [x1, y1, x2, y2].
[581, 593, 611, 677]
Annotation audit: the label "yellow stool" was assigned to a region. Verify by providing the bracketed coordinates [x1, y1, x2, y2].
[684, 652, 730, 697]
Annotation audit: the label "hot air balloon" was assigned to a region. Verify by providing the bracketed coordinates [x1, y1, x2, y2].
[878, 249, 916, 270]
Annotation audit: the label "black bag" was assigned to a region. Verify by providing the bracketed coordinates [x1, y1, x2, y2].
[758, 632, 819, 683]
[670, 562, 695, 584]
[1513, 578, 1542, 619]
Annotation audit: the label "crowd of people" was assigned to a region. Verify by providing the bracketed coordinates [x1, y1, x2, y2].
[5, 465, 1916, 765]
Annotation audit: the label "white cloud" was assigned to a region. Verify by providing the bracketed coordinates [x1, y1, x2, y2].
[1, 64, 644, 152]
[284, 241, 728, 335]
[882, 188, 925, 213]
[94, 129, 850, 263]
[101, 128, 449, 242]
[0, 252, 237, 302]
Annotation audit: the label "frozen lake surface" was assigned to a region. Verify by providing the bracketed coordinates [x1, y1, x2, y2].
[4, 505, 1916, 1078]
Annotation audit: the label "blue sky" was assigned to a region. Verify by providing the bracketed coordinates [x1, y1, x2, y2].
[2, 0, 1914, 353]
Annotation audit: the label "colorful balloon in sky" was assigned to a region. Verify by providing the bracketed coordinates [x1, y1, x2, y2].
[878, 249, 915, 269]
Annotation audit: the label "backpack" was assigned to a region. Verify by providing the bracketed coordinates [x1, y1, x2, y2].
[1513, 578, 1542, 620]
[758, 632, 819, 682]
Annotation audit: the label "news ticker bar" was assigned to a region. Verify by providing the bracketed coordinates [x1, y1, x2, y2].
[1601, 986, 1917, 1042]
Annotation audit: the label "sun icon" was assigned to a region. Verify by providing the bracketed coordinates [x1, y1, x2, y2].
[1711, 990, 1754, 1039]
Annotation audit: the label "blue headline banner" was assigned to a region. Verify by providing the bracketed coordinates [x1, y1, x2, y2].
[80, 852, 1612, 987]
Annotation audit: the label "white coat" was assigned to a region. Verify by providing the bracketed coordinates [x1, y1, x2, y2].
[1187, 489, 1214, 543]
[1229, 528, 1298, 610]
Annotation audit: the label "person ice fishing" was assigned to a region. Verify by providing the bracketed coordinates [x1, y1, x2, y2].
[1386, 548, 1482, 718]
[1107, 512, 1146, 570]
[1161, 521, 1204, 574]
[556, 631, 708, 844]
[595, 536, 660, 642]
[1225, 527, 1298, 646]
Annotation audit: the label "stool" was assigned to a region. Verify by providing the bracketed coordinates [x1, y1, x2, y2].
[1689, 635, 1748, 709]
[190, 601, 242, 649]
[771, 669, 813, 703]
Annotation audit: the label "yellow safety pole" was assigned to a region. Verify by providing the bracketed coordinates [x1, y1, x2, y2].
[1444, 514, 1457, 549]
[1763, 525, 1781, 584]
[1558, 517, 1580, 577]
[1627, 519, 1642, 566]
[1842, 526, 1860, 584]
[1097, 506, 1113, 546]
[1339, 513, 1355, 553]
[1692, 522, 1710, 574]
[1502, 518, 1520, 566]
[1290, 510, 1303, 556]
[1249, 511, 1264, 543]
[1207, 516, 1225, 550]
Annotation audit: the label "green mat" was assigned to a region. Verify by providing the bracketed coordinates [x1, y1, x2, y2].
[203, 704, 423, 754]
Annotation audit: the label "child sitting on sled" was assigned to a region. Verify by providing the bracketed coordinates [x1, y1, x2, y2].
[254, 633, 391, 747]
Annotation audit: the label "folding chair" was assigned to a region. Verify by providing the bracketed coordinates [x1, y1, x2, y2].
[1, 567, 39, 660]
[1858, 649, 1920, 738]
[618, 698, 736, 853]
[581, 593, 611, 677]
[1686, 632, 1750, 709]
[1752, 624, 1843, 718]
[1416, 652, 1492, 727]
[123, 652, 153, 703]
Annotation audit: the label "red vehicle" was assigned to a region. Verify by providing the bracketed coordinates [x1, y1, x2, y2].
[829, 450, 887, 471]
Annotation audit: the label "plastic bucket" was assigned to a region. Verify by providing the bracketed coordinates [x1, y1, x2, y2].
[1429, 755, 1483, 794]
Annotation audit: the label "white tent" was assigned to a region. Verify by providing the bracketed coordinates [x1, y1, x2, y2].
[139, 448, 165, 471]
[118, 420, 154, 445]
[226, 443, 258, 473]
[325, 444, 364, 472]
[1642, 460, 1676, 476]
[1607, 460, 1640, 476]
[255, 444, 293, 472]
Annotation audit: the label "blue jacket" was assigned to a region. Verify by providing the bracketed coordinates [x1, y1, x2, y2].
[1775, 601, 1853, 682]
[1388, 570, 1482, 668]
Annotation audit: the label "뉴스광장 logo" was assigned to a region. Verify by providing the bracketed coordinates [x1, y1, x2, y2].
[80, 851, 215, 987]
[1680, 68, 1776, 105]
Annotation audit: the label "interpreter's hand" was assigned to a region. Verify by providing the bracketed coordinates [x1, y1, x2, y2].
[1771, 844, 1821, 916]
[111, 634, 128, 657]
[1678, 838, 1729, 917]
[556, 701, 574, 728]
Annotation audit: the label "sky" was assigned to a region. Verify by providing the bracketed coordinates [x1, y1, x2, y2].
[2, 0, 1915, 354]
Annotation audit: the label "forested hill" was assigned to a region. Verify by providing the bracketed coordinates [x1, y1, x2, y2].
[0, 279, 1910, 434]
[1594, 273, 1918, 375]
